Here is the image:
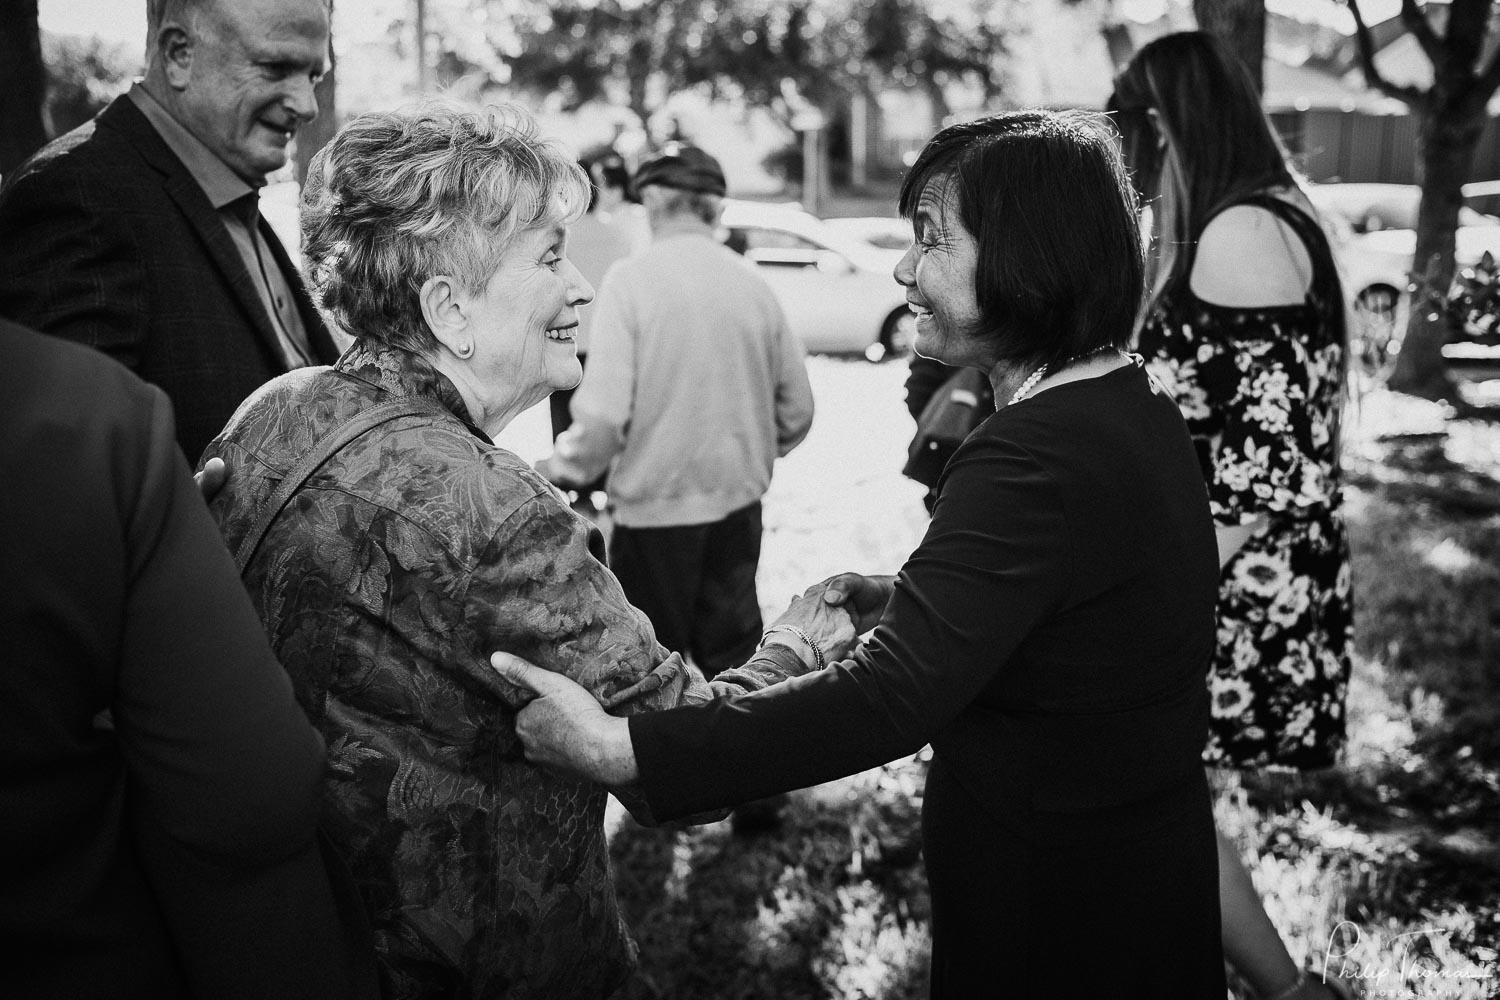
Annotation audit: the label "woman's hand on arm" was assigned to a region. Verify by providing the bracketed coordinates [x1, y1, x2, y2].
[193, 456, 226, 503]
[492, 652, 640, 786]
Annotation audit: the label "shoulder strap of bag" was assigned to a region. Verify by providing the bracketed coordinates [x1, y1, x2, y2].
[234, 396, 449, 575]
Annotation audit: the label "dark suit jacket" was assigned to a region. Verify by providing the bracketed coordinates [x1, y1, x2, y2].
[0, 319, 377, 1000]
[0, 95, 340, 462]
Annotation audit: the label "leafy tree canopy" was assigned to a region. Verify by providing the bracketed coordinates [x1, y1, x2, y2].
[444, 0, 1006, 132]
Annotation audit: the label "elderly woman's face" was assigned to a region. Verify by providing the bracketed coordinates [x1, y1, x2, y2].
[465, 223, 593, 408]
[894, 181, 989, 369]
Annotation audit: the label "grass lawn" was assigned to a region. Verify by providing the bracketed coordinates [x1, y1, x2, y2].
[603, 366, 1500, 1000]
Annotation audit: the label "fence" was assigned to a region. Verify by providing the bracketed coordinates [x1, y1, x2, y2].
[1271, 108, 1500, 186]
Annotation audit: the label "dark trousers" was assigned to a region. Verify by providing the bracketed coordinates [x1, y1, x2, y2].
[608, 501, 764, 678]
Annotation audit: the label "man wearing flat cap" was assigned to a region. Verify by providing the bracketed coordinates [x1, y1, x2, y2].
[543, 142, 814, 679]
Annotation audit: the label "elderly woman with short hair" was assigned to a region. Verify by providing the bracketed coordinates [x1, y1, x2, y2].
[201, 102, 854, 1000]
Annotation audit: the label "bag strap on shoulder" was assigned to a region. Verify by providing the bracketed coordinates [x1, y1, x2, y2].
[234, 396, 449, 575]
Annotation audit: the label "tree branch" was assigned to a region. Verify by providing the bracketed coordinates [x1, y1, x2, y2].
[1399, 0, 1444, 65]
[1344, 0, 1424, 106]
[1474, 43, 1500, 106]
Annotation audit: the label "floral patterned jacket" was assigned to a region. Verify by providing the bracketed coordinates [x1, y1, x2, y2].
[203, 343, 809, 999]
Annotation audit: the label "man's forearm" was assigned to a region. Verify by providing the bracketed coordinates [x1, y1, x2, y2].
[543, 415, 623, 485]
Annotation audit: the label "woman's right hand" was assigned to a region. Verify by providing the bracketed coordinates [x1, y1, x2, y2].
[491, 653, 639, 786]
[818, 572, 896, 635]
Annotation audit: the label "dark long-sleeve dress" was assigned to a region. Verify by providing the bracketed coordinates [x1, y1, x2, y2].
[630, 359, 1227, 997]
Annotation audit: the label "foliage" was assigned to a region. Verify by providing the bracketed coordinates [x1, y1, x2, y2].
[461, 0, 1006, 135]
[1192, 0, 1266, 91]
[1443, 251, 1500, 348]
[41, 33, 135, 138]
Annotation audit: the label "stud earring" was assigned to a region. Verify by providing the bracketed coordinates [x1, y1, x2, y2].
[456, 342, 473, 359]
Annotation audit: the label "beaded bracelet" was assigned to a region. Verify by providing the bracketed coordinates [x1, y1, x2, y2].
[759, 624, 826, 670]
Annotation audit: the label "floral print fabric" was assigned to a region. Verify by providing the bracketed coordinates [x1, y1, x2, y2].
[1137, 194, 1353, 769]
[202, 342, 810, 999]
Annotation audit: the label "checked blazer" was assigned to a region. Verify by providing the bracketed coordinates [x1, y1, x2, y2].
[0, 95, 340, 463]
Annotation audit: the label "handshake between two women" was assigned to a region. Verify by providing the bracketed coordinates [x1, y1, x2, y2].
[492, 571, 896, 788]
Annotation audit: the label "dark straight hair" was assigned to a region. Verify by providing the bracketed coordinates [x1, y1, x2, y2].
[898, 110, 1145, 373]
[1108, 30, 1296, 300]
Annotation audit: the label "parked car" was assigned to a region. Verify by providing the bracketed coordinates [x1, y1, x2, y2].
[720, 200, 914, 361]
[1308, 181, 1500, 321]
[823, 215, 914, 252]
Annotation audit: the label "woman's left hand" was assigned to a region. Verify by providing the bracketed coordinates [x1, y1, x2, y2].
[490, 652, 639, 785]
[765, 585, 859, 663]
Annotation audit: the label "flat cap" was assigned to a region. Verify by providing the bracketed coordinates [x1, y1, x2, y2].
[633, 142, 727, 197]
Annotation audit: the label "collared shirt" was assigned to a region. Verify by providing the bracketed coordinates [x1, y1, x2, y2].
[128, 84, 312, 369]
[201, 342, 813, 998]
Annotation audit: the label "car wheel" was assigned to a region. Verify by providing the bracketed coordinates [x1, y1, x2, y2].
[866, 308, 916, 362]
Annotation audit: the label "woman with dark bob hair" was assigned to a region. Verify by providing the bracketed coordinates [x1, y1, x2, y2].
[493, 110, 1227, 996]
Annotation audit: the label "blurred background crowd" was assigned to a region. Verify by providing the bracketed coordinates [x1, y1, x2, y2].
[7, 0, 1500, 401]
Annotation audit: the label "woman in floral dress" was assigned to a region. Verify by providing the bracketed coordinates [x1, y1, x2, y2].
[1111, 31, 1354, 1000]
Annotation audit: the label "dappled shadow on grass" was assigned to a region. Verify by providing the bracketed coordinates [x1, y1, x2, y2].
[609, 758, 932, 1000]
[1225, 449, 1500, 970]
[1345, 431, 1500, 518]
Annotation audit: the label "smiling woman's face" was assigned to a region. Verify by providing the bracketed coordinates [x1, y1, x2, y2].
[465, 223, 594, 420]
[894, 180, 992, 370]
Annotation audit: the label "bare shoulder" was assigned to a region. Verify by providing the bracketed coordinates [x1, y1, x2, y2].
[1189, 202, 1313, 308]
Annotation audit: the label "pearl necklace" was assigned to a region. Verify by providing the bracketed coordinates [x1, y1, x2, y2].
[1006, 348, 1114, 406]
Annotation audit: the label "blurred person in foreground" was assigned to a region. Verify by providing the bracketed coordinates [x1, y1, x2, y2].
[0, 319, 376, 1000]
[0, 0, 341, 461]
[541, 143, 815, 678]
[495, 110, 1227, 997]
[200, 102, 855, 999]
[1111, 31, 1354, 1000]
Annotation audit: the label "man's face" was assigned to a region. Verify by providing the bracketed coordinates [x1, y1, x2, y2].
[170, 0, 330, 184]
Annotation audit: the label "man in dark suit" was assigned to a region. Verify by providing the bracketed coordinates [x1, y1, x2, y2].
[0, 0, 340, 461]
[0, 318, 378, 999]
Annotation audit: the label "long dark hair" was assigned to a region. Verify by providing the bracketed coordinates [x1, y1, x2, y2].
[898, 110, 1144, 373]
[1108, 31, 1296, 300]
[1110, 30, 1349, 463]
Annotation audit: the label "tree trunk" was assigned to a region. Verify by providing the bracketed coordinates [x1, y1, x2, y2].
[0, 0, 48, 178]
[1388, 108, 1484, 400]
[1100, 21, 1136, 73]
[294, 65, 337, 183]
[627, 72, 652, 142]
[1192, 0, 1266, 94]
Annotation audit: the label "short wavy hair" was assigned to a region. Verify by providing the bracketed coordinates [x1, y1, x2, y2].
[301, 101, 589, 352]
